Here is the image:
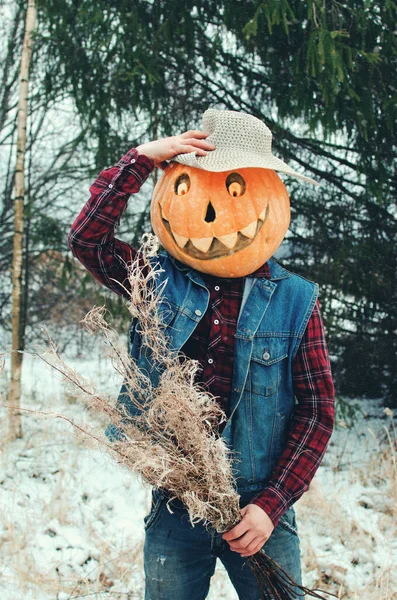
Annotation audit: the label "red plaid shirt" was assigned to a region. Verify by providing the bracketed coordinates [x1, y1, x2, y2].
[68, 148, 335, 526]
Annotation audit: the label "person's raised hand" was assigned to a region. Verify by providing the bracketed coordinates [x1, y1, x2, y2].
[222, 504, 275, 558]
[136, 130, 215, 169]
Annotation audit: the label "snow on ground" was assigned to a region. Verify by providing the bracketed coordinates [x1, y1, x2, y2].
[296, 400, 397, 599]
[0, 352, 396, 600]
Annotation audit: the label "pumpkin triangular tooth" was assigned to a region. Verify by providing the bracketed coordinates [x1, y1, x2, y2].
[258, 205, 268, 222]
[191, 237, 213, 253]
[160, 204, 169, 221]
[173, 232, 189, 249]
[217, 232, 238, 249]
[239, 220, 257, 239]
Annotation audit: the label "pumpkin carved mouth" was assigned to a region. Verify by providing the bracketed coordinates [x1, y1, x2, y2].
[161, 205, 269, 260]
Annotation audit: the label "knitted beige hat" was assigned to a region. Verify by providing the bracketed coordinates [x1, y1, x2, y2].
[173, 109, 318, 185]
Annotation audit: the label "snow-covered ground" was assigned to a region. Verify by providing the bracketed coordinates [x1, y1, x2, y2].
[0, 352, 396, 600]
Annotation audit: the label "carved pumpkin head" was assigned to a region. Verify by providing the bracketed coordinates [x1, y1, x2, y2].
[150, 163, 291, 278]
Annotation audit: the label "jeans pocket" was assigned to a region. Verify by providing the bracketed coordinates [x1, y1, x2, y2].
[144, 493, 165, 532]
[277, 507, 299, 537]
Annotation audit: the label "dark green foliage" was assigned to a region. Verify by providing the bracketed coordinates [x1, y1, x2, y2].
[36, 1, 397, 162]
[31, 214, 64, 249]
[35, 0, 397, 402]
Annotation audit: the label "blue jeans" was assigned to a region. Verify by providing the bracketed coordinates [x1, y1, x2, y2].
[144, 491, 302, 600]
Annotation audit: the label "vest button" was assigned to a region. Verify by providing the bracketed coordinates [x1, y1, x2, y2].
[195, 309, 202, 316]
[263, 351, 270, 360]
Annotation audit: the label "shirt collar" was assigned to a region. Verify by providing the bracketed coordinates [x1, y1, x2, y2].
[248, 261, 271, 279]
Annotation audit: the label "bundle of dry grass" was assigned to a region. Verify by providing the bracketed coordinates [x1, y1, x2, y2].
[36, 235, 332, 600]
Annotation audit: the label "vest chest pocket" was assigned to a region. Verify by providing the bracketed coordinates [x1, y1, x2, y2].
[247, 337, 289, 397]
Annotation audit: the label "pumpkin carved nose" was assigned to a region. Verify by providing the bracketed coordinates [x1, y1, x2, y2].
[204, 201, 216, 223]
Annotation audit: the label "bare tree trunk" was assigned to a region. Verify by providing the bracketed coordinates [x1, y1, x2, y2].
[9, 0, 36, 440]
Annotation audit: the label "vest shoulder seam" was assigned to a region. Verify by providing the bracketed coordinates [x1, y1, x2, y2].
[282, 269, 318, 287]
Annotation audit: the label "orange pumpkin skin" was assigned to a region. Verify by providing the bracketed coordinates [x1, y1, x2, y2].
[150, 163, 290, 278]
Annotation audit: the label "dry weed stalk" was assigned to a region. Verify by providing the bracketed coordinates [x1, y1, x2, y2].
[33, 235, 332, 600]
[35, 235, 241, 532]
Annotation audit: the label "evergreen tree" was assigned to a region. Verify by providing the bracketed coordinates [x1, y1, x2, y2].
[35, 0, 397, 402]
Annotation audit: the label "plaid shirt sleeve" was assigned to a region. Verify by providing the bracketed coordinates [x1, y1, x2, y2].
[251, 299, 335, 526]
[67, 148, 154, 298]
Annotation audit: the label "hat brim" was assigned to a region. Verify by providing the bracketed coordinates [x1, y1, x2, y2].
[173, 149, 318, 185]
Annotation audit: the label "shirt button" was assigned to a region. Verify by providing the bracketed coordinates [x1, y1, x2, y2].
[263, 351, 270, 360]
[214, 285, 220, 291]
[108, 183, 113, 188]
[130, 158, 136, 163]
[208, 358, 213, 364]
[195, 309, 202, 316]
[214, 319, 219, 325]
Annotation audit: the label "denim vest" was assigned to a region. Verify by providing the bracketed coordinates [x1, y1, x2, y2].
[105, 251, 318, 494]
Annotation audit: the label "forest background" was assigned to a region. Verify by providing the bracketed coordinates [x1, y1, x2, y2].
[1, 0, 396, 417]
[0, 1, 397, 598]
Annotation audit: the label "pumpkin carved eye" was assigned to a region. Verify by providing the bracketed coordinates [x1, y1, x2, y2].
[226, 172, 246, 197]
[175, 173, 191, 196]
